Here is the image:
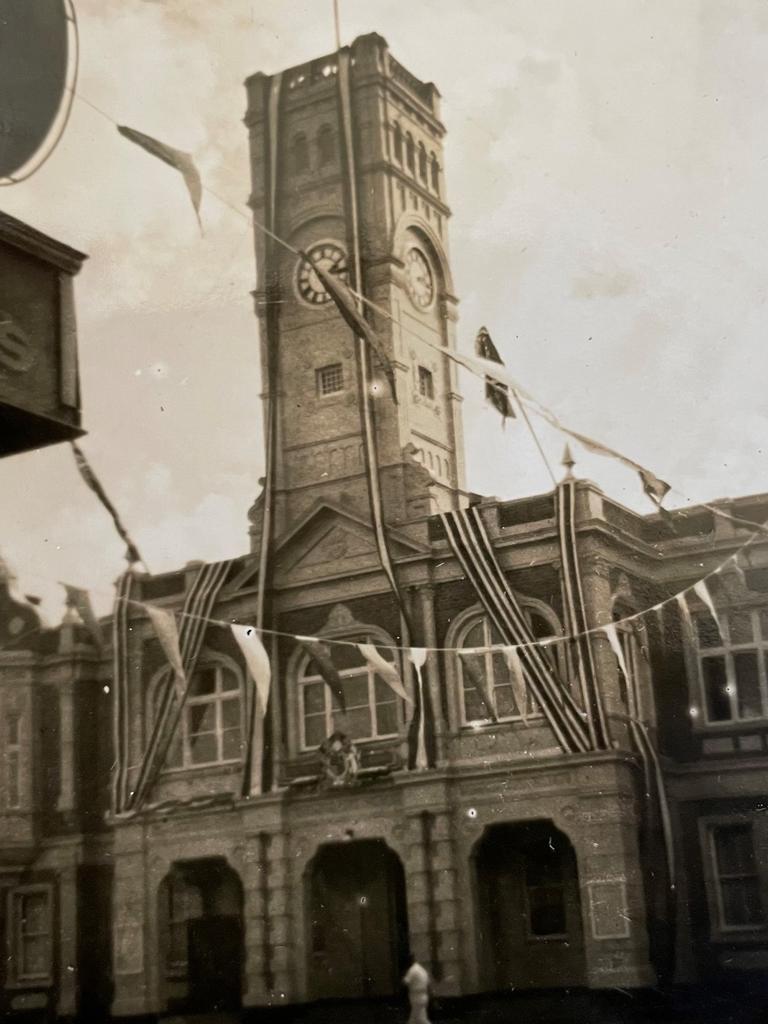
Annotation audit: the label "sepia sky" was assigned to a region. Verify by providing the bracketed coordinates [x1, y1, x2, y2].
[1, 0, 767, 618]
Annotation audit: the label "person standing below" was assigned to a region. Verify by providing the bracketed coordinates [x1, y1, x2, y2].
[403, 957, 431, 1024]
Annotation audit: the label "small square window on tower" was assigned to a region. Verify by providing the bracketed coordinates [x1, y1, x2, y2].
[418, 365, 434, 400]
[316, 363, 344, 396]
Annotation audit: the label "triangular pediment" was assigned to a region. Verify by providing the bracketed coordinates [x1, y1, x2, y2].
[273, 500, 426, 584]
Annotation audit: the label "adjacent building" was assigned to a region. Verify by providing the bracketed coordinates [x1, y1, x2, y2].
[0, 33, 766, 1021]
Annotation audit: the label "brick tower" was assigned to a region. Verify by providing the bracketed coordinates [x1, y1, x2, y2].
[244, 33, 466, 547]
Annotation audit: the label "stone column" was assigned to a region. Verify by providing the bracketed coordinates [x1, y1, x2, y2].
[111, 822, 150, 1016]
[56, 682, 75, 814]
[566, 771, 656, 989]
[57, 861, 78, 1016]
[241, 800, 293, 1006]
[417, 586, 445, 764]
[401, 779, 463, 995]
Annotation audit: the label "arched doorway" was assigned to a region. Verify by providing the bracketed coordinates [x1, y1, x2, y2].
[158, 857, 244, 1013]
[474, 820, 586, 991]
[306, 839, 410, 1000]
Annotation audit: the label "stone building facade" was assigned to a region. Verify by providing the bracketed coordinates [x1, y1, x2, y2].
[1, 32, 767, 1022]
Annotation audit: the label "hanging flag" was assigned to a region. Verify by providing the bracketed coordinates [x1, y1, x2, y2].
[70, 442, 145, 569]
[300, 638, 347, 714]
[145, 605, 186, 700]
[693, 580, 721, 635]
[408, 648, 429, 770]
[61, 583, 102, 647]
[358, 644, 411, 703]
[475, 326, 516, 423]
[298, 250, 398, 403]
[603, 623, 629, 683]
[458, 649, 498, 721]
[501, 646, 529, 723]
[117, 125, 203, 231]
[232, 625, 272, 797]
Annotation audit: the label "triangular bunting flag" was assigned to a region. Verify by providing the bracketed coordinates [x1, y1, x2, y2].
[603, 623, 629, 682]
[298, 251, 398, 403]
[458, 649, 498, 721]
[358, 644, 412, 703]
[502, 646, 529, 723]
[475, 326, 516, 423]
[145, 604, 186, 700]
[676, 593, 695, 641]
[693, 580, 721, 636]
[408, 648, 429, 770]
[231, 626, 271, 712]
[117, 126, 203, 231]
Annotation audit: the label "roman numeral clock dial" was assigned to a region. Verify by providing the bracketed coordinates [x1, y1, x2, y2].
[296, 242, 350, 306]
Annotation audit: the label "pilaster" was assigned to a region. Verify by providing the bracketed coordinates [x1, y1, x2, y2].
[111, 821, 150, 1016]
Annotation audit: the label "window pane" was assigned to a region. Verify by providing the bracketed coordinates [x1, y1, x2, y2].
[463, 685, 486, 722]
[715, 825, 757, 875]
[703, 657, 731, 721]
[166, 730, 182, 768]
[376, 700, 398, 736]
[721, 878, 765, 927]
[189, 732, 217, 764]
[22, 936, 50, 976]
[462, 620, 485, 649]
[333, 644, 365, 671]
[220, 668, 239, 692]
[760, 610, 768, 642]
[734, 652, 763, 719]
[190, 668, 216, 697]
[336, 707, 371, 740]
[221, 698, 240, 729]
[188, 702, 216, 736]
[222, 728, 242, 760]
[728, 612, 754, 645]
[338, 676, 368, 710]
[304, 683, 326, 715]
[697, 616, 721, 648]
[304, 713, 326, 748]
[494, 683, 517, 719]
[22, 894, 47, 933]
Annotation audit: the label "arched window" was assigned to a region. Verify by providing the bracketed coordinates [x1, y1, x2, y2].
[299, 642, 400, 749]
[291, 133, 309, 174]
[392, 122, 403, 163]
[417, 142, 428, 182]
[156, 659, 244, 769]
[405, 132, 416, 175]
[455, 604, 565, 725]
[430, 153, 440, 193]
[317, 124, 335, 166]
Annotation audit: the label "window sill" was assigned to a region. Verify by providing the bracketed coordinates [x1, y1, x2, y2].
[6, 977, 54, 990]
[160, 759, 242, 779]
[709, 926, 768, 945]
[693, 719, 768, 736]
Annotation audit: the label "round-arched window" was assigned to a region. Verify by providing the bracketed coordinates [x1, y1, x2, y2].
[299, 641, 400, 749]
[456, 605, 565, 725]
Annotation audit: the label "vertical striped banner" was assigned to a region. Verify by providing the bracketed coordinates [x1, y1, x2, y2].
[556, 479, 610, 749]
[440, 507, 591, 753]
[128, 559, 233, 811]
[111, 570, 135, 814]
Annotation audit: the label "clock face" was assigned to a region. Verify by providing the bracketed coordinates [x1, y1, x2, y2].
[405, 247, 435, 309]
[297, 242, 349, 305]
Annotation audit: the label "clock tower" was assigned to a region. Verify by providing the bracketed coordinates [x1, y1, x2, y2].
[244, 33, 466, 545]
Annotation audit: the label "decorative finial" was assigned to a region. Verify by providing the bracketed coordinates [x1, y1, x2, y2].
[562, 444, 576, 480]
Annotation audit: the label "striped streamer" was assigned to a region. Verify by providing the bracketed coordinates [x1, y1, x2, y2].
[556, 479, 610, 749]
[111, 570, 135, 814]
[439, 507, 591, 753]
[128, 559, 233, 812]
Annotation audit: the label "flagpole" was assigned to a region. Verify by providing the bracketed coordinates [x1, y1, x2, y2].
[333, 0, 341, 50]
